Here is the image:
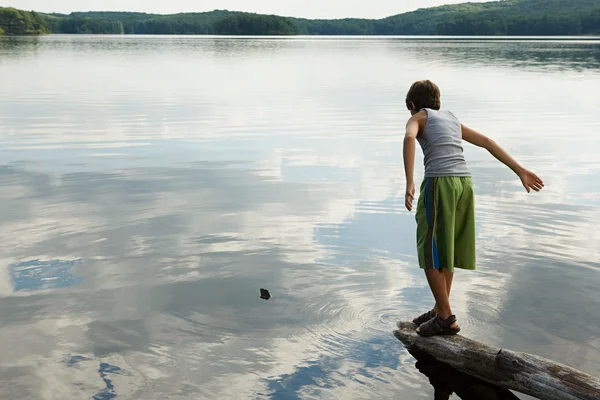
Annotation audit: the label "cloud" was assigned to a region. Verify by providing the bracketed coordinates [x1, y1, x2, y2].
[0, 161, 418, 398]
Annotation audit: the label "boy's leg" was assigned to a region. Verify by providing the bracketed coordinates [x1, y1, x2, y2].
[433, 269, 454, 313]
[424, 268, 458, 329]
[416, 177, 457, 319]
[444, 269, 454, 297]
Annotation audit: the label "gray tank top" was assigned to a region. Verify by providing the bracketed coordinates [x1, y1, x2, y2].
[417, 109, 470, 177]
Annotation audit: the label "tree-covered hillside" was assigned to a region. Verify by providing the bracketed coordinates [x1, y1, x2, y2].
[0, 8, 49, 35]
[1, 0, 599, 36]
[377, 0, 600, 35]
[44, 14, 124, 34]
[213, 13, 298, 35]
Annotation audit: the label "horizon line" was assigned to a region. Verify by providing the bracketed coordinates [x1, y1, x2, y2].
[0, 4, 457, 21]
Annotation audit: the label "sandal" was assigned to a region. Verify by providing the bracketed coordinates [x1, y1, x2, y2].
[412, 309, 437, 326]
[416, 314, 461, 337]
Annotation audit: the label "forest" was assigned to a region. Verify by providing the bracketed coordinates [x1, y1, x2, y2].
[1, 0, 599, 36]
[0, 8, 49, 35]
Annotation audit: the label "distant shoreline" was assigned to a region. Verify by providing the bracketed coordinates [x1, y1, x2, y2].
[2, 1, 600, 37]
[8, 34, 599, 40]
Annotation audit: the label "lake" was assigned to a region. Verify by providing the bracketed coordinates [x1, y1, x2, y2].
[1, 35, 599, 400]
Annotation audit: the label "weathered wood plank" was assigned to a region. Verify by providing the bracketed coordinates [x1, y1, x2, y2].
[409, 347, 521, 399]
[395, 321, 600, 400]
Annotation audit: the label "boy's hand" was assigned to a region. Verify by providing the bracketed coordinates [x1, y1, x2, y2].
[405, 182, 415, 211]
[518, 168, 544, 193]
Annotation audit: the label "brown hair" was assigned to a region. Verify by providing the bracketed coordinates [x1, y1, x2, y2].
[405, 80, 441, 111]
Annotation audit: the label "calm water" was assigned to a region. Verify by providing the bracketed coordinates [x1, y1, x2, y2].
[1, 35, 599, 400]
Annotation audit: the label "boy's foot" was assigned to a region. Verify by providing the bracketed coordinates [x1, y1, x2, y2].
[412, 309, 437, 326]
[416, 314, 461, 337]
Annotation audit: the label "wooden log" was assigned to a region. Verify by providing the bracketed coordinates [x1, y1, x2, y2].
[395, 321, 600, 400]
[409, 347, 521, 400]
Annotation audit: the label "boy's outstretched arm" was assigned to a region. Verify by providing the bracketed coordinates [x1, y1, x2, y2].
[403, 116, 420, 210]
[461, 124, 544, 193]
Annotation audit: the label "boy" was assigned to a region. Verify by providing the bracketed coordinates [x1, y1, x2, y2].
[403, 80, 544, 337]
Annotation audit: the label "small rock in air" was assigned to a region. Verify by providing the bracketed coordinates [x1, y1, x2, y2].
[260, 288, 271, 300]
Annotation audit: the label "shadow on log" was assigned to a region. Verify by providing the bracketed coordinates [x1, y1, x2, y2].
[409, 348, 520, 400]
[395, 321, 600, 400]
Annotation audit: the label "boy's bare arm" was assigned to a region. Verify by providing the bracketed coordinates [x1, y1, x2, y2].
[461, 124, 544, 193]
[403, 116, 420, 210]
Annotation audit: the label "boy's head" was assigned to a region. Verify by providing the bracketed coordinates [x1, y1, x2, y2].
[405, 80, 441, 114]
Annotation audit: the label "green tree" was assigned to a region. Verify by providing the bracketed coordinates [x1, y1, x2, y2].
[5, 0, 600, 37]
[0, 8, 49, 35]
[55, 18, 124, 34]
[213, 13, 298, 35]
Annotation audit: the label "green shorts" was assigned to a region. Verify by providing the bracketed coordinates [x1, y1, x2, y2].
[416, 176, 476, 272]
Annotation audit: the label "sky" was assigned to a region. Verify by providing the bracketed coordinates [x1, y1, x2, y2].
[4, 0, 488, 19]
